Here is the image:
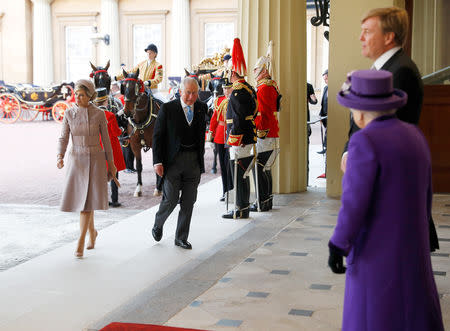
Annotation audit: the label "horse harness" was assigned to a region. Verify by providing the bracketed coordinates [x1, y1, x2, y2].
[124, 77, 157, 152]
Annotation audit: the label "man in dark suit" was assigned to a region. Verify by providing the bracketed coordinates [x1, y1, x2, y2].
[341, 7, 423, 169]
[150, 77, 206, 249]
[340, 7, 438, 252]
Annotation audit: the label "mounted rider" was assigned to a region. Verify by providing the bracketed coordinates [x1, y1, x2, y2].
[251, 40, 280, 212]
[115, 43, 163, 92]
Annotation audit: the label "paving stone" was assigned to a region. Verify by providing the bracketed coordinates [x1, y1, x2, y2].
[190, 300, 202, 307]
[288, 309, 314, 317]
[247, 291, 269, 298]
[439, 225, 450, 228]
[219, 277, 232, 283]
[434, 271, 447, 276]
[431, 253, 450, 257]
[438, 238, 450, 242]
[216, 319, 243, 327]
[310, 284, 332, 290]
[305, 237, 322, 241]
[290, 252, 308, 256]
[271, 270, 290, 275]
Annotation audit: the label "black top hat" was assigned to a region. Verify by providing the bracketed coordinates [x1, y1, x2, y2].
[144, 43, 158, 54]
[95, 87, 108, 102]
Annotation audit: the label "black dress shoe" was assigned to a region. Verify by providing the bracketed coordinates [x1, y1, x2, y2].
[219, 195, 225, 202]
[174, 239, 192, 249]
[222, 208, 250, 219]
[109, 201, 121, 207]
[152, 226, 162, 242]
[249, 202, 270, 212]
[317, 149, 327, 154]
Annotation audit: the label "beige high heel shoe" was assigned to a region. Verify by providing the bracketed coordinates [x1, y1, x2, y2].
[86, 230, 98, 250]
[75, 239, 84, 258]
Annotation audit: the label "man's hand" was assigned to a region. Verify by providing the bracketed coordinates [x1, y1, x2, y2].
[57, 159, 64, 169]
[328, 246, 346, 274]
[154, 164, 164, 177]
[341, 152, 348, 173]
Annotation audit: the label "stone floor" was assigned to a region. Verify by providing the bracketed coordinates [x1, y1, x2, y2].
[163, 194, 450, 331]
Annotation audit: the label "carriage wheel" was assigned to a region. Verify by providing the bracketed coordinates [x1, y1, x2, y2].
[19, 105, 39, 122]
[0, 93, 22, 124]
[52, 101, 69, 123]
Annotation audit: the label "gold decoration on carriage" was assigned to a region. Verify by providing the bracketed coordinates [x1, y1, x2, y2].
[22, 92, 26, 98]
[44, 92, 48, 98]
[30, 92, 38, 101]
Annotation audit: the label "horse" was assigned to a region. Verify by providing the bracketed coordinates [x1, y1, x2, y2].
[120, 68, 161, 197]
[89, 60, 128, 135]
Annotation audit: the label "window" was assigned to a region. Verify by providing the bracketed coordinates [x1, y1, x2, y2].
[65, 26, 93, 82]
[204, 22, 234, 58]
[133, 24, 162, 66]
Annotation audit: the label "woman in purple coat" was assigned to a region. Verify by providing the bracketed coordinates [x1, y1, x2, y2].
[328, 70, 443, 331]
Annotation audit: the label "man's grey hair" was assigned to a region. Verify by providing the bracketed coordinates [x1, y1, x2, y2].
[180, 76, 199, 90]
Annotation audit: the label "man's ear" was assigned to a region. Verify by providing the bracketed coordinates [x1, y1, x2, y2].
[384, 31, 396, 46]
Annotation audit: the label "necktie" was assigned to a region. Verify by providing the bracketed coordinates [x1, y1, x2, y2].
[186, 105, 193, 123]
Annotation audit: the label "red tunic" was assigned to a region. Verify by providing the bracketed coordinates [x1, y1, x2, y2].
[209, 96, 228, 144]
[102, 111, 126, 171]
[255, 79, 279, 138]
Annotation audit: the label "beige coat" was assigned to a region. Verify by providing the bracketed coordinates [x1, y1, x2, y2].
[57, 103, 114, 212]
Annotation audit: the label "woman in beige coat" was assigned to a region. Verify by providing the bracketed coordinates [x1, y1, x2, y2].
[57, 79, 117, 258]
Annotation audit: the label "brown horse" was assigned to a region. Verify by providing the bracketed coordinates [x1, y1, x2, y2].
[120, 68, 160, 197]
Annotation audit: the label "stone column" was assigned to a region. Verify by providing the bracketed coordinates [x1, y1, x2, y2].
[31, 0, 54, 86]
[170, 0, 191, 76]
[326, 0, 398, 198]
[239, 0, 307, 193]
[100, 0, 120, 74]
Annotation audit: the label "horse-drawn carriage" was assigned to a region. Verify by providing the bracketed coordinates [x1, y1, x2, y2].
[0, 81, 75, 124]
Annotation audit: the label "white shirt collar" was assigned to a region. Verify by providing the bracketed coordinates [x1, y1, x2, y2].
[180, 98, 191, 110]
[372, 46, 401, 70]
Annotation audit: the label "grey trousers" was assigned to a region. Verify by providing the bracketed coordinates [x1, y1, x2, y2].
[154, 151, 200, 241]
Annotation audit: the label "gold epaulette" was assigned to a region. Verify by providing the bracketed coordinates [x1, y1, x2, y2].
[232, 81, 254, 97]
[257, 78, 280, 93]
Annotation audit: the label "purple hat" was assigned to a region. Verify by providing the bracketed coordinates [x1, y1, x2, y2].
[337, 70, 407, 111]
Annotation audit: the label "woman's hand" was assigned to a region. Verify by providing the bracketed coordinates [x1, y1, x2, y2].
[108, 164, 117, 181]
[57, 155, 64, 169]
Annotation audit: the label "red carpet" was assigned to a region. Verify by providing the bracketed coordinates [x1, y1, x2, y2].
[100, 322, 208, 331]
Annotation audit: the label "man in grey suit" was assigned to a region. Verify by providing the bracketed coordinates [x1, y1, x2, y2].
[151, 77, 207, 249]
[340, 6, 438, 252]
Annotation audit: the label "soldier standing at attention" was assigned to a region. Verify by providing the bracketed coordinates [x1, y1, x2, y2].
[222, 38, 257, 220]
[207, 78, 234, 202]
[251, 41, 280, 212]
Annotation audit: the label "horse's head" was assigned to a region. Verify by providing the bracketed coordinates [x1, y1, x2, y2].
[90, 60, 111, 94]
[208, 73, 224, 98]
[120, 68, 147, 119]
[184, 68, 200, 85]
